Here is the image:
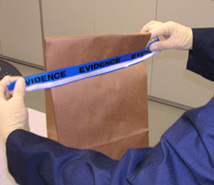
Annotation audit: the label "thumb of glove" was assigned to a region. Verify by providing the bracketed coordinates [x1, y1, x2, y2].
[0, 77, 29, 143]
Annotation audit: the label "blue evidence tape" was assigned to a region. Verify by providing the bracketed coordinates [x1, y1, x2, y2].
[7, 39, 160, 92]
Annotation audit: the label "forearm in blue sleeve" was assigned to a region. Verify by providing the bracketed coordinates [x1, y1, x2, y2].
[6, 129, 152, 185]
[187, 28, 214, 81]
[6, 130, 119, 185]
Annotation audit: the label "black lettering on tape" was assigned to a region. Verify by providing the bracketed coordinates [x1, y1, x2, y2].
[25, 70, 67, 86]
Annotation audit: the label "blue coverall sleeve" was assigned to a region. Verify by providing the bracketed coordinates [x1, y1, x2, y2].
[6, 98, 214, 185]
[6, 130, 119, 185]
[187, 28, 214, 81]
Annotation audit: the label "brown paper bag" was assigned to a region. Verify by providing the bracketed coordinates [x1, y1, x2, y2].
[44, 33, 150, 160]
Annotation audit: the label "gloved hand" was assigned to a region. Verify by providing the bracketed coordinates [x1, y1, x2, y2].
[0, 76, 29, 143]
[141, 21, 193, 51]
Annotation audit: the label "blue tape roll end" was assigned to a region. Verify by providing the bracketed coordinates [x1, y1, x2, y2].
[146, 38, 160, 52]
[7, 81, 16, 92]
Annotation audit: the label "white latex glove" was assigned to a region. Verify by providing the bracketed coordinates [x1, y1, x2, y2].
[141, 21, 193, 51]
[0, 76, 29, 143]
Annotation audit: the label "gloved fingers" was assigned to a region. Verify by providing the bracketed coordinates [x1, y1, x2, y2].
[141, 21, 162, 32]
[13, 77, 26, 99]
[0, 83, 7, 101]
[149, 39, 174, 51]
[0, 76, 14, 101]
[0, 76, 23, 100]
[141, 21, 164, 39]
[1, 76, 21, 86]
[149, 23, 174, 40]
[142, 21, 177, 41]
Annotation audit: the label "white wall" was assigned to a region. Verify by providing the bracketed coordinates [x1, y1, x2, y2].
[0, 0, 44, 66]
[42, 0, 95, 37]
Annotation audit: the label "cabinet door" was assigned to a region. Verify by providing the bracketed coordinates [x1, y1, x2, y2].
[95, 0, 157, 94]
[0, 0, 44, 66]
[42, 0, 94, 37]
[151, 0, 214, 107]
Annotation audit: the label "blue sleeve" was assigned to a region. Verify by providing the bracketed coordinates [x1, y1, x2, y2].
[6, 130, 119, 185]
[6, 98, 214, 185]
[187, 28, 214, 81]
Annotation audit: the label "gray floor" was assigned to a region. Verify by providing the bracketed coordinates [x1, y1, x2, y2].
[4, 60, 186, 147]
